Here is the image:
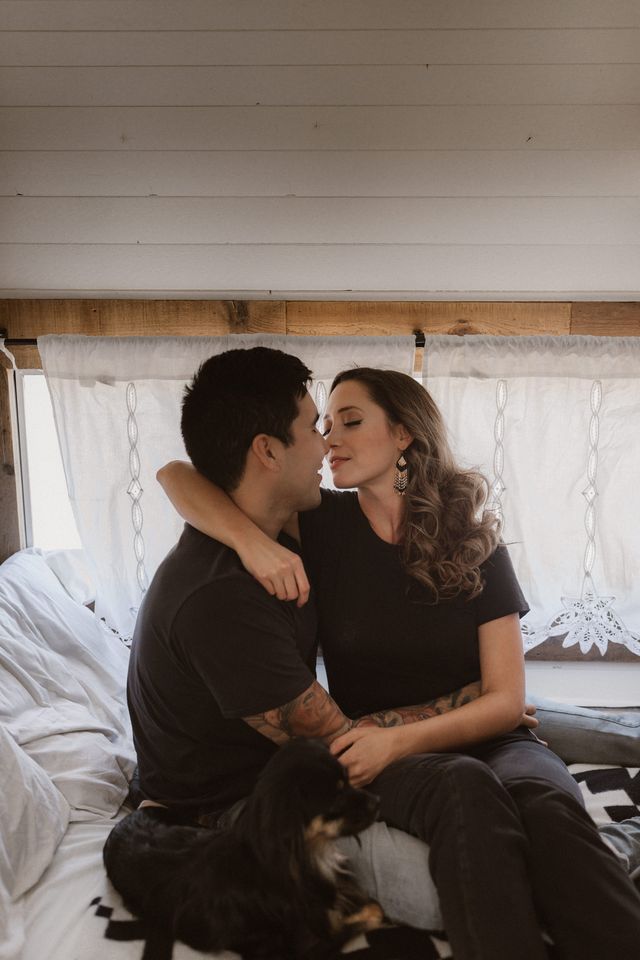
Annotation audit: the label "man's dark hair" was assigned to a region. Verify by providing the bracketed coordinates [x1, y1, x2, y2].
[181, 347, 312, 492]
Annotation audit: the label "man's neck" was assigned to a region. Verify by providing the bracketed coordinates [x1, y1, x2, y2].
[230, 487, 289, 541]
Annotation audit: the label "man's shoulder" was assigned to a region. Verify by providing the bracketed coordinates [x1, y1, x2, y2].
[137, 526, 251, 631]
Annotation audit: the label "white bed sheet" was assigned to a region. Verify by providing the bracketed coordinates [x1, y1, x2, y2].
[21, 813, 239, 960]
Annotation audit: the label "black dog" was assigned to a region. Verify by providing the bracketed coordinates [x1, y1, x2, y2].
[103, 739, 384, 959]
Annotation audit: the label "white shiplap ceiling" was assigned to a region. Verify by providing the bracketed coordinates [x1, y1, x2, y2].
[1, 0, 639, 298]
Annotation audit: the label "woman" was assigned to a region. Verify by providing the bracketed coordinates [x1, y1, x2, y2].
[159, 367, 640, 959]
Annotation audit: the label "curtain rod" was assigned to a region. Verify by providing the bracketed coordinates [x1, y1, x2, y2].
[1, 331, 427, 348]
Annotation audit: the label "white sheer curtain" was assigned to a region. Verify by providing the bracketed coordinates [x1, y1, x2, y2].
[423, 335, 640, 662]
[39, 334, 414, 637]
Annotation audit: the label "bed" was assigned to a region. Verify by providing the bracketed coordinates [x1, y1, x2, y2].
[1, 549, 639, 960]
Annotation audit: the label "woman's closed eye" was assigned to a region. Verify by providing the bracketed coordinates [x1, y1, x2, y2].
[322, 419, 362, 437]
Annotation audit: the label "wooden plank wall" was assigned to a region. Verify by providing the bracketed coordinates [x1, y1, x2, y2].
[2, 1, 640, 298]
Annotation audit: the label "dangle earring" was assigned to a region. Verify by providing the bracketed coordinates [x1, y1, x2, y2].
[393, 453, 408, 496]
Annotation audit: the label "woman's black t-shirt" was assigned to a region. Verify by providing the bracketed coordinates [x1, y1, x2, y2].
[299, 490, 529, 719]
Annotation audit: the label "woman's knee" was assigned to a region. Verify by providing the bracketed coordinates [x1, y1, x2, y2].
[409, 754, 505, 810]
[506, 776, 586, 827]
[407, 754, 521, 845]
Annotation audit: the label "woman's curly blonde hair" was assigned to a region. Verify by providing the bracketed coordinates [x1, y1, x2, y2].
[330, 367, 500, 600]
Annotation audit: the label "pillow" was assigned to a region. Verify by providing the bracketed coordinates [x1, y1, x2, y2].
[43, 548, 96, 606]
[0, 723, 69, 900]
[0, 550, 136, 819]
[532, 696, 640, 766]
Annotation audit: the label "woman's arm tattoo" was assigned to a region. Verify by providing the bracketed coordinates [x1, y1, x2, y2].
[355, 680, 482, 729]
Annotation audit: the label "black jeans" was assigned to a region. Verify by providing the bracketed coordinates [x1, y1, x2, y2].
[369, 730, 640, 960]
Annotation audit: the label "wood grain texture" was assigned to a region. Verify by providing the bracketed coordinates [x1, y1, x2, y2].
[570, 302, 640, 336]
[286, 301, 571, 336]
[0, 299, 286, 339]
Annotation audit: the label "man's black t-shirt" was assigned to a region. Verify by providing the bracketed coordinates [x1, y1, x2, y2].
[299, 490, 529, 719]
[127, 524, 317, 814]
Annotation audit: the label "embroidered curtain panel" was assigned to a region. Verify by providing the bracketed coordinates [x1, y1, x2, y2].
[423, 335, 640, 663]
[39, 335, 414, 637]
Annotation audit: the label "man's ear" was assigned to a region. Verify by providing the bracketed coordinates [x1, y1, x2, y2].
[250, 433, 281, 470]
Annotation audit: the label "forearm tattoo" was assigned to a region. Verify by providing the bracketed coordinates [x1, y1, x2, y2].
[244, 681, 353, 744]
[355, 680, 482, 729]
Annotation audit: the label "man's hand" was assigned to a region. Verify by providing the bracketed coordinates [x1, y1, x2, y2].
[237, 538, 310, 607]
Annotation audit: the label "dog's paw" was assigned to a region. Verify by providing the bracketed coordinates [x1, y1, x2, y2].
[344, 901, 385, 931]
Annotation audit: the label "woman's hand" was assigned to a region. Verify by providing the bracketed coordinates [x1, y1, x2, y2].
[237, 537, 310, 606]
[157, 460, 311, 606]
[330, 726, 404, 787]
[521, 702, 548, 745]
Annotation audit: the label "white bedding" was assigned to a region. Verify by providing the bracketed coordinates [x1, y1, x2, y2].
[0, 550, 135, 960]
[0, 549, 136, 822]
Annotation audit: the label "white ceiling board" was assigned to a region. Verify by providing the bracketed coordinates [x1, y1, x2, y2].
[3, 243, 639, 294]
[4, 65, 640, 107]
[3, 197, 639, 245]
[3, 1, 640, 31]
[3, 150, 639, 198]
[2, 29, 639, 67]
[2, 288, 636, 302]
[4, 105, 640, 150]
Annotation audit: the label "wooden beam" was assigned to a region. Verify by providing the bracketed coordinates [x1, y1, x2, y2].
[2, 299, 640, 373]
[285, 301, 572, 337]
[570, 302, 640, 337]
[0, 299, 286, 340]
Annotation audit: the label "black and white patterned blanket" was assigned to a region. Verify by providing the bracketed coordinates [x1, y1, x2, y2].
[86, 765, 640, 960]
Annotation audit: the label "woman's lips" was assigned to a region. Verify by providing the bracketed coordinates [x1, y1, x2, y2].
[330, 457, 349, 470]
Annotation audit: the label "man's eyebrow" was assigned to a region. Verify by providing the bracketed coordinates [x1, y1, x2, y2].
[313, 411, 320, 425]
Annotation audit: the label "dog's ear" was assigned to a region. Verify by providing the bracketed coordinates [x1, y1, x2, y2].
[238, 777, 309, 882]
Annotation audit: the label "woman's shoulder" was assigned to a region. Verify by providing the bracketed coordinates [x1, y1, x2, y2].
[476, 542, 530, 624]
[480, 542, 512, 571]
